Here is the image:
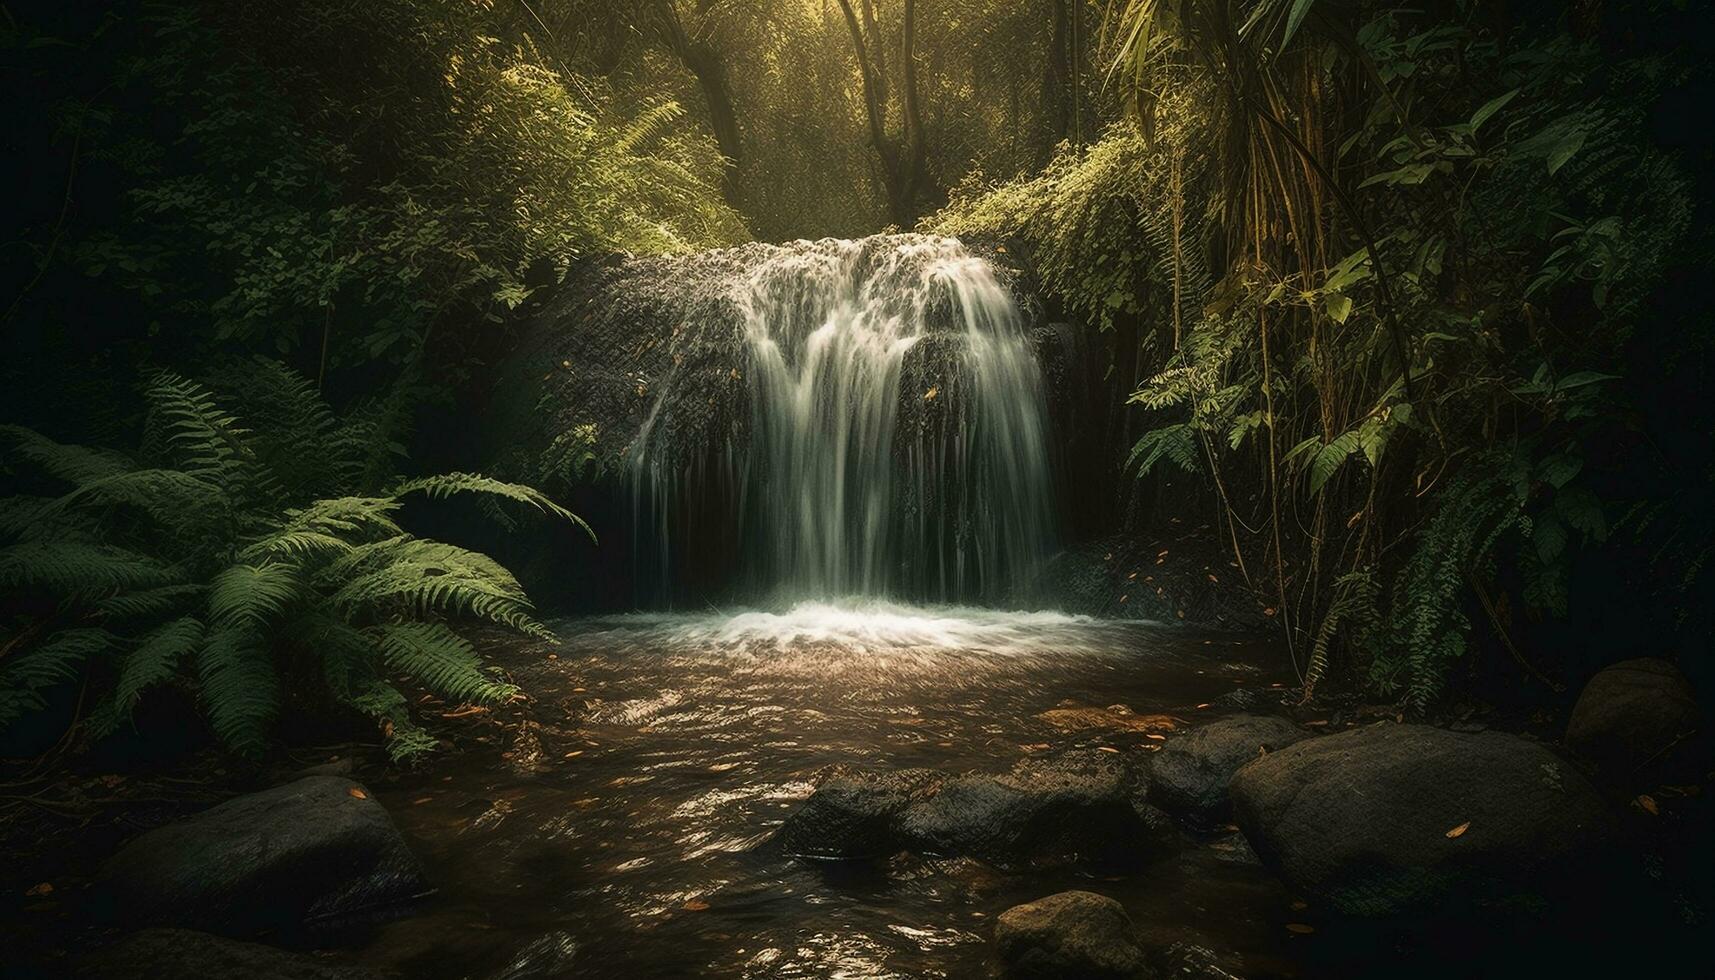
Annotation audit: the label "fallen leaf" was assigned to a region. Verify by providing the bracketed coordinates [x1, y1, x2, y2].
[564, 750, 584, 759]
[442, 706, 488, 719]
[709, 762, 739, 772]
[1305, 719, 1329, 727]
[683, 899, 710, 911]
[1445, 821, 1470, 838]
[1146, 733, 1166, 741]
[1119, 595, 1129, 603]
[1286, 922, 1315, 934]
[1263, 607, 1278, 617]
[24, 882, 52, 897]
[924, 386, 939, 401]
[1635, 794, 1659, 816]
[348, 787, 369, 800]
[1195, 703, 1212, 709]
[412, 797, 433, 805]
[1098, 746, 1121, 753]
[1207, 574, 1220, 583]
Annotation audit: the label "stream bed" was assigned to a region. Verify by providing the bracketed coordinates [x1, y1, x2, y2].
[350, 602, 1318, 978]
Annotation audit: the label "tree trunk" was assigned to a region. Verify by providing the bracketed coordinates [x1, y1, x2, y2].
[653, 1, 744, 204]
[837, 0, 928, 227]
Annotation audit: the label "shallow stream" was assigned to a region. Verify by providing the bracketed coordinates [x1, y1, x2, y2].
[355, 602, 1311, 978]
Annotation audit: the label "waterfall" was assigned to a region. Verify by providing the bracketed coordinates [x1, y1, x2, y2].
[629, 234, 1055, 605]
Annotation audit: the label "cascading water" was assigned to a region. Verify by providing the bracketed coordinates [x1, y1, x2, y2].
[628, 234, 1056, 605]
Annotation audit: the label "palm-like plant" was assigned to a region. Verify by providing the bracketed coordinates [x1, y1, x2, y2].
[0, 361, 589, 759]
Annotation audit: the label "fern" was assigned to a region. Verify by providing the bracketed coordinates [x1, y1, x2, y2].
[0, 540, 179, 599]
[94, 616, 206, 736]
[0, 629, 122, 726]
[0, 361, 581, 760]
[196, 625, 280, 757]
[371, 622, 517, 705]
[1128, 423, 1202, 476]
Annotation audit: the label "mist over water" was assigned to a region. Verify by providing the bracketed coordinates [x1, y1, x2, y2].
[629, 235, 1055, 607]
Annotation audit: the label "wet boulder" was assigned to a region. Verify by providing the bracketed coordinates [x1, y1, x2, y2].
[774, 767, 943, 860]
[775, 752, 1178, 869]
[1149, 715, 1309, 821]
[1564, 658, 1701, 784]
[900, 750, 1178, 870]
[993, 891, 1151, 979]
[75, 929, 383, 980]
[1230, 724, 1617, 917]
[97, 776, 430, 937]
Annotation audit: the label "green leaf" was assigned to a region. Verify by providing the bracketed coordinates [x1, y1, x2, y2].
[1325, 292, 1353, 324]
[1468, 89, 1519, 132]
[1282, 0, 1317, 47]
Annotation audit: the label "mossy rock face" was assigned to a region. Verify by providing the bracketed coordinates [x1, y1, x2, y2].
[96, 776, 429, 937]
[1230, 724, 1618, 918]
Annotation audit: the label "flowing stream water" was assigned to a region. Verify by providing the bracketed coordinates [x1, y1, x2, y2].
[360, 610, 1305, 978]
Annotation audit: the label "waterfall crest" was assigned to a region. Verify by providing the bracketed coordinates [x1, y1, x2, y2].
[630, 234, 1055, 604]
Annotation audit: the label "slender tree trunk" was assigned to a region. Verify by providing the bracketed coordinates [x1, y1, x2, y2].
[837, 0, 927, 227]
[653, 1, 744, 204]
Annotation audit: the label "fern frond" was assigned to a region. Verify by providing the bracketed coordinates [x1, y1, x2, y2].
[275, 496, 404, 540]
[32, 468, 228, 538]
[390, 472, 593, 540]
[331, 539, 551, 638]
[0, 628, 122, 727]
[141, 370, 253, 487]
[0, 424, 134, 485]
[370, 621, 516, 705]
[95, 584, 205, 621]
[94, 616, 204, 736]
[1128, 423, 1202, 476]
[196, 625, 279, 756]
[0, 540, 178, 599]
[208, 561, 304, 629]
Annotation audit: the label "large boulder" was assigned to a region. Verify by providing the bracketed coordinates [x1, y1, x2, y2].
[1230, 724, 1617, 917]
[1564, 658, 1701, 783]
[775, 752, 1178, 869]
[97, 776, 430, 936]
[1150, 715, 1309, 820]
[76, 929, 383, 980]
[900, 750, 1178, 870]
[773, 767, 943, 860]
[993, 891, 1151, 979]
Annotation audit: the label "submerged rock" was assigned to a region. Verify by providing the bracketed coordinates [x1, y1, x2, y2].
[1230, 724, 1617, 917]
[97, 776, 430, 936]
[775, 751, 1178, 870]
[1037, 703, 1180, 734]
[1564, 658, 1701, 784]
[75, 929, 382, 980]
[993, 891, 1151, 979]
[1149, 715, 1309, 821]
[773, 767, 944, 860]
[900, 750, 1178, 870]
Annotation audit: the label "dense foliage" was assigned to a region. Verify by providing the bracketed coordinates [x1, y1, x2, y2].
[933, 1, 1713, 705]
